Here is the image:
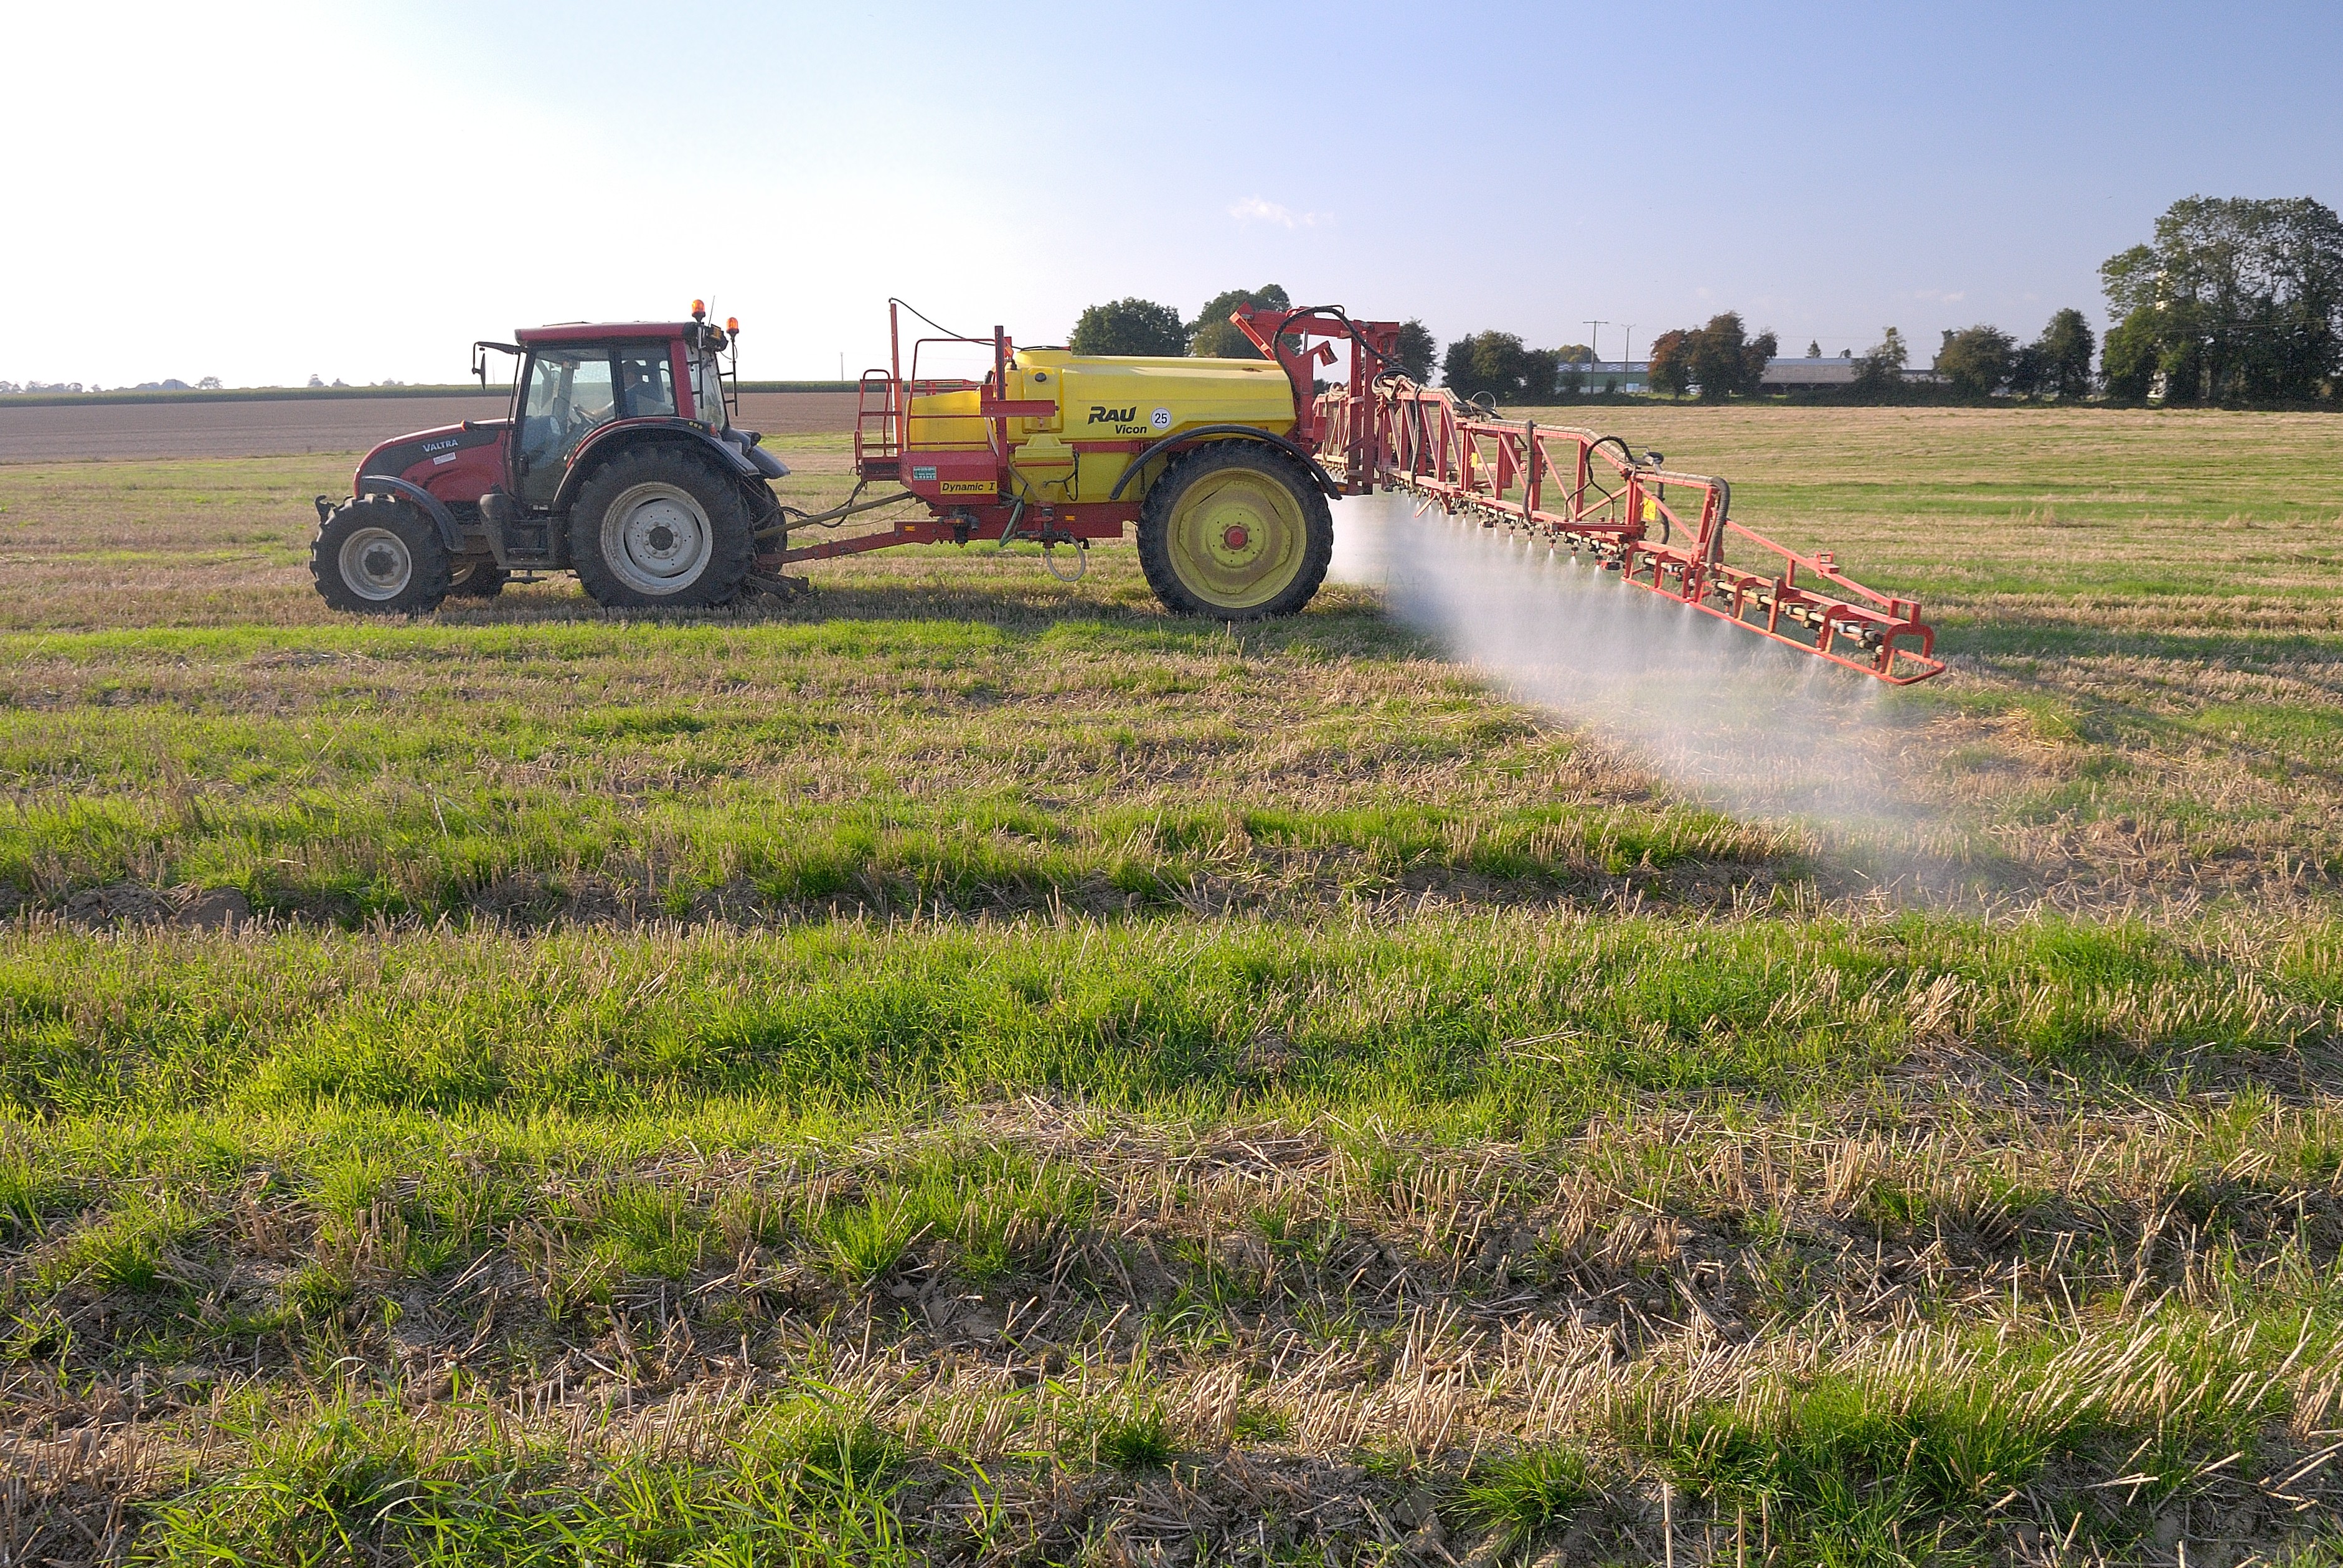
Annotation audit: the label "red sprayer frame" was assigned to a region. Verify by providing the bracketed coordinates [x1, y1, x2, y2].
[798, 299, 1943, 684]
[1234, 304, 1945, 684]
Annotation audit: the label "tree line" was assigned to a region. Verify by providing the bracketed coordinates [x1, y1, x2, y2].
[1067, 286, 1438, 383]
[2100, 196, 2343, 403]
[1067, 195, 2342, 407]
[1066, 288, 1613, 401]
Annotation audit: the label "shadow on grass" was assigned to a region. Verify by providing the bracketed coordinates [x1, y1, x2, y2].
[435, 573, 1440, 663]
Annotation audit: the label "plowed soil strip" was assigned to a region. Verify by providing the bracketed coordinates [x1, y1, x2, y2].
[0, 391, 860, 461]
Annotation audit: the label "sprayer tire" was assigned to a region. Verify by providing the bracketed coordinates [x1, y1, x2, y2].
[310, 495, 451, 616]
[1138, 443, 1331, 619]
[569, 447, 753, 610]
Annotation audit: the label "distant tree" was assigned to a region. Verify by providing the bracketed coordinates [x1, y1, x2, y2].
[2035, 309, 2096, 399]
[1935, 324, 2017, 397]
[1741, 327, 1779, 393]
[1390, 319, 1436, 383]
[307, 373, 324, 388]
[2099, 311, 2162, 400]
[1677, 312, 1775, 400]
[1440, 331, 1555, 401]
[2101, 195, 2343, 403]
[1524, 347, 1560, 399]
[1646, 329, 1694, 397]
[2007, 342, 2051, 399]
[1685, 315, 1744, 400]
[1189, 284, 1291, 359]
[1853, 328, 1908, 397]
[196, 375, 222, 390]
[1070, 298, 1189, 357]
[1806, 340, 1821, 358]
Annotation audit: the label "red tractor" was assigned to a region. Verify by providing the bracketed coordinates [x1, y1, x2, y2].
[310, 304, 788, 613]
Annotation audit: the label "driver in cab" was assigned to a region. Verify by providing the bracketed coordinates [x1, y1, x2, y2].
[621, 358, 676, 418]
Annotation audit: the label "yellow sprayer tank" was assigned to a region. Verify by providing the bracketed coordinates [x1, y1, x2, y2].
[881, 327, 1332, 620]
[902, 350, 1297, 504]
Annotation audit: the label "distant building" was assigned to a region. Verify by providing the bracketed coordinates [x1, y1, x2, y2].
[1552, 360, 1647, 393]
[1759, 355, 1943, 392]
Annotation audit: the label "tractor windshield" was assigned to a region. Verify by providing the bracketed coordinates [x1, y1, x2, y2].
[517, 348, 616, 502]
[691, 349, 727, 430]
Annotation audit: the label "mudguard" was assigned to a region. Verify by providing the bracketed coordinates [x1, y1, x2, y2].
[354, 474, 465, 550]
[1106, 425, 1341, 502]
[552, 420, 768, 512]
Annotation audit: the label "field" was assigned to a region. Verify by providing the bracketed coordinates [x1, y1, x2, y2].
[0, 391, 856, 462]
[1, 404, 2340, 1565]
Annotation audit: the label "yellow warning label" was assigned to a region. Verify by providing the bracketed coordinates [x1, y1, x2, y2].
[1640, 496, 1660, 523]
[940, 480, 997, 497]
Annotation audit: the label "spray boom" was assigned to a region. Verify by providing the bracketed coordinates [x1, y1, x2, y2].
[1233, 305, 1945, 685]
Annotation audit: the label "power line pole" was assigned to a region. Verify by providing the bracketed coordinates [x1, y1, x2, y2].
[1584, 319, 1607, 367]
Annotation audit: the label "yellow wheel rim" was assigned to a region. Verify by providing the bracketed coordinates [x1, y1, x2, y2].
[1164, 465, 1308, 611]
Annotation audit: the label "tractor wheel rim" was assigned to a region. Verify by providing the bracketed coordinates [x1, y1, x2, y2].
[603, 482, 713, 594]
[337, 525, 414, 601]
[1166, 469, 1304, 610]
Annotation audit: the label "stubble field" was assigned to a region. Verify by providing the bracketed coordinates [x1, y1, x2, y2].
[1, 403, 2339, 1566]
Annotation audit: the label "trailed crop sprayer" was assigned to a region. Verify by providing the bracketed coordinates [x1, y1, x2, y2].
[309, 299, 1942, 683]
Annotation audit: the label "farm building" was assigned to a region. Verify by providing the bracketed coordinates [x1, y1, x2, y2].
[1758, 354, 1944, 392]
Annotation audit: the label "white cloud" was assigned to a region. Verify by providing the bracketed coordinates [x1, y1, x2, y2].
[1228, 196, 1329, 228]
[1912, 289, 1968, 303]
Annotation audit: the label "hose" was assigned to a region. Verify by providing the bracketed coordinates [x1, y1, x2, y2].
[1273, 304, 1399, 372]
[887, 298, 971, 342]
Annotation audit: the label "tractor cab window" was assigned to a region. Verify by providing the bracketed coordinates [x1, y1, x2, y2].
[691, 350, 728, 430]
[617, 349, 676, 418]
[516, 347, 616, 502]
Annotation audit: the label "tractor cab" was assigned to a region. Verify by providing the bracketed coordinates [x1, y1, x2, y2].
[511, 329, 689, 503]
[311, 304, 788, 615]
[501, 308, 751, 504]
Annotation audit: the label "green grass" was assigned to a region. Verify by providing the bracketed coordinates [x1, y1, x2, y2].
[1459, 1444, 1596, 1540]
[1, 419, 2340, 1561]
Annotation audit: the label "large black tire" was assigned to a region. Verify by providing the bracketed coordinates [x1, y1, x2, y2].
[446, 559, 508, 598]
[1136, 443, 1332, 620]
[568, 446, 754, 609]
[310, 496, 451, 615]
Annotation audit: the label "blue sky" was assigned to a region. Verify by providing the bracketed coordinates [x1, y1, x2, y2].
[4, 0, 2337, 387]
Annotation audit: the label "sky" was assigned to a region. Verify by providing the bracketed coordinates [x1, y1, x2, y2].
[4, 0, 2339, 389]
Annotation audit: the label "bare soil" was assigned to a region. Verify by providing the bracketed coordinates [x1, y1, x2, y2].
[0, 391, 860, 461]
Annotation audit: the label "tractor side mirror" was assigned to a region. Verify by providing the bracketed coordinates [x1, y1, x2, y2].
[472, 341, 521, 388]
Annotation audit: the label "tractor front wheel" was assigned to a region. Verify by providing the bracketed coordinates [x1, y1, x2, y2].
[1137, 443, 1332, 619]
[570, 448, 753, 609]
[311, 496, 452, 615]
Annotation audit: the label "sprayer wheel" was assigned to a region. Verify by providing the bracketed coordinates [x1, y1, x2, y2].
[1138, 443, 1331, 619]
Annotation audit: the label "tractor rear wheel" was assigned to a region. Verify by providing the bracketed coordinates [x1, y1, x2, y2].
[569, 447, 753, 609]
[311, 496, 452, 615]
[1137, 443, 1332, 619]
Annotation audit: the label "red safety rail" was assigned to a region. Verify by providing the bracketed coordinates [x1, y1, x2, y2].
[783, 300, 1129, 571]
[1238, 304, 1943, 683]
